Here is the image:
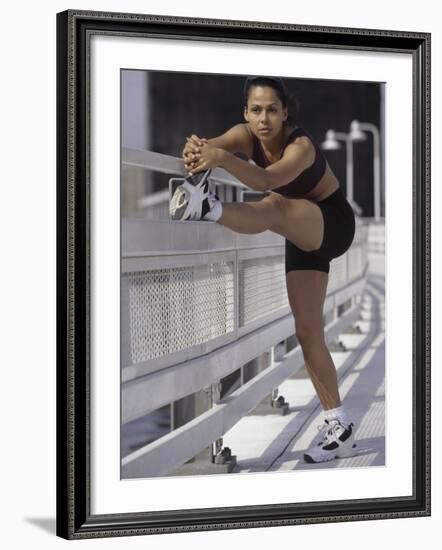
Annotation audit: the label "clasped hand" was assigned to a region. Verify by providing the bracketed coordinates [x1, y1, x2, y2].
[182, 134, 221, 174]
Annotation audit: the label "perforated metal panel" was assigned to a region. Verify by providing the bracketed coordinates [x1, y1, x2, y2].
[239, 255, 287, 327]
[126, 262, 235, 363]
[328, 255, 347, 292]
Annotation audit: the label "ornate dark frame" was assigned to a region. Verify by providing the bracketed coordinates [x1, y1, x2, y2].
[56, 9, 431, 540]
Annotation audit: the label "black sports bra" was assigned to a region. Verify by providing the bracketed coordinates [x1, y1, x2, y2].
[249, 126, 327, 197]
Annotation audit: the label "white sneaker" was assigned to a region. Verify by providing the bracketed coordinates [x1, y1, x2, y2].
[169, 170, 213, 221]
[303, 419, 357, 464]
[200, 190, 222, 221]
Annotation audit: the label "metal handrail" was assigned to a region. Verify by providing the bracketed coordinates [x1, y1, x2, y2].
[122, 147, 247, 189]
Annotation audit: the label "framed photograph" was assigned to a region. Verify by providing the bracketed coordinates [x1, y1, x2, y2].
[56, 9, 430, 539]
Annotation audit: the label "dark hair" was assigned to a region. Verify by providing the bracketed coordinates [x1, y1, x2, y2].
[243, 76, 298, 123]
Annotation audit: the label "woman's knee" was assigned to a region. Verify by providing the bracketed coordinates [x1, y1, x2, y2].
[263, 194, 291, 230]
[295, 318, 325, 349]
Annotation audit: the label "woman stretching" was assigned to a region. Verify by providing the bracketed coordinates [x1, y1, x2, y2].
[170, 76, 356, 463]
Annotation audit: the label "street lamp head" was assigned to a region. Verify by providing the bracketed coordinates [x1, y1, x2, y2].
[349, 120, 367, 142]
[321, 129, 342, 150]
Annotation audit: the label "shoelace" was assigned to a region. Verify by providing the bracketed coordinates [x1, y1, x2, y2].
[316, 419, 343, 446]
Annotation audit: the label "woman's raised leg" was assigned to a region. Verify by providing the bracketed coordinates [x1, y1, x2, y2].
[218, 193, 324, 252]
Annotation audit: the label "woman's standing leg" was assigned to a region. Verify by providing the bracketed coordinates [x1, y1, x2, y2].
[285, 269, 357, 462]
[285, 270, 341, 410]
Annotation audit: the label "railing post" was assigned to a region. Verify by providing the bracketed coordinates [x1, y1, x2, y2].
[168, 381, 237, 476]
[171, 389, 213, 462]
[285, 334, 298, 353]
[243, 350, 271, 383]
[243, 349, 289, 415]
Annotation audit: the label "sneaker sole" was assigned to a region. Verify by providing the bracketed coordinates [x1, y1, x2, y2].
[303, 443, 357, 464]
[170, 170, 212, 220]
[170, 180, 210, 220]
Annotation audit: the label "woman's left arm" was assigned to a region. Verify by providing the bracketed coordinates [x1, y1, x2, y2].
[191, 138, 315, 193]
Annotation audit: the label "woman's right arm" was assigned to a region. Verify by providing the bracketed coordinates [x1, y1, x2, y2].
[182, 124, 250, 170]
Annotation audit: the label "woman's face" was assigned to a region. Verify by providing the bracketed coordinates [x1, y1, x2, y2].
[244, 85, 288, 141]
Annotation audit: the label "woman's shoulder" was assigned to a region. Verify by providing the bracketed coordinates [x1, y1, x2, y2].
[287, 126, 322, 145]
[285, 125, 306, 141]
[231, 123, 255, 157]
[235, 122, 254, 140]
[282, 126, 316, 165]
[284, 126, 313, 150]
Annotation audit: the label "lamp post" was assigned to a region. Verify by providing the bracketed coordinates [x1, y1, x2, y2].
[321, 130, 359, 212]
[350, 120, 381, 221]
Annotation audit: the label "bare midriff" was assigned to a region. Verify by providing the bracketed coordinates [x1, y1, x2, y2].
[301, 163, 340, 202]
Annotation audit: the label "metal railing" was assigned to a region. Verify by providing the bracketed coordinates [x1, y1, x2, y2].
[121, 218, 368, 477]
[120, 148, 369, 478]
[123, 147, 247, 192]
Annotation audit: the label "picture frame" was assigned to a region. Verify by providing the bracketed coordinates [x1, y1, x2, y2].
[56, 9, 431, 540]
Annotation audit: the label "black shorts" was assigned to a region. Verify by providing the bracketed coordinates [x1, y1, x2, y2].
[285, 188, 356, 274]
